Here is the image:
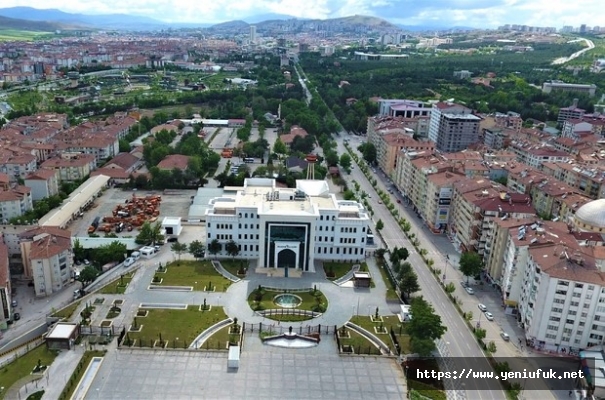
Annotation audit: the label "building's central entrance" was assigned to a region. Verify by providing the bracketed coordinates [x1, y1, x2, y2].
[277, 248, 296, 269]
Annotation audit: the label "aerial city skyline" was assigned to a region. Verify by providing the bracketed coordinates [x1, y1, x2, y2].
[1, 0, 604, 28]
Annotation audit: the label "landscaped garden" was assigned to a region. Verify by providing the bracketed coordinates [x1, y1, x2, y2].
[247, 286, 328, 319]
[151, 261, 232, 291]
[52, 301, 81, 320]
[324, 261, 356, 280]
[0, 345, 59, 395]
[123, 306, 228, 348]
[98, 272, 135, 294]
[348, 314, 411, 354]
[219, 259, 248, 277]
[59, 350, 106, 400]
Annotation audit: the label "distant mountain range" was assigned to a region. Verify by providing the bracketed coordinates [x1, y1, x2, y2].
[0, 15, 67, 31]
[0, 7, 170, 31]
[0, 6, 471, 33]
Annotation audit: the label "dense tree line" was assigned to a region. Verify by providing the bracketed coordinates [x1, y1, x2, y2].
[299, 42, 605, 130]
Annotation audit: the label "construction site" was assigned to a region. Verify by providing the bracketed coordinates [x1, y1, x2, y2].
[87, 193, 162, 234]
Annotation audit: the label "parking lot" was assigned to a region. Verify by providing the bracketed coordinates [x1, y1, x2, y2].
[69, 188, 197, 237]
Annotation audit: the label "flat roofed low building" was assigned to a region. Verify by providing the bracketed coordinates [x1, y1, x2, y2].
[46, 322, 80, 350]
[205, 178, 371, 272]
[38, 174, 110, 229]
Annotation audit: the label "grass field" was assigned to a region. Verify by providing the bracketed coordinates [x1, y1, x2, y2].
[338, 329, 382, 355]
[125, 306, 228, 348]
[0, 345, 59, 393]
[52, 301, 81, 320]
[0, 29, 51, 41]
[323, 261, 354, 280]
[376, 262, 401, 301]
[219, 259, 248, 277]
[98, 272, 135, 294]
[152, 260, 232, 291]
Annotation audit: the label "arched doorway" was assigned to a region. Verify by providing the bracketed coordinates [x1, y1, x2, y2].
[277, 248, 296, 269]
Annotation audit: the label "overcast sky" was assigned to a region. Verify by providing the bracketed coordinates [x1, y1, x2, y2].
[1, 0, 602, 27]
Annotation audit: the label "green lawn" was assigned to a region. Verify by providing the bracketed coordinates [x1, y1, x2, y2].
[247, 288, 328, 313]
[376, 262, 400, 301]
[219, 259, 247, 277]
[409, 381, 447, 400]
[52, 301, 81, 319]
[153, 260, 232, 291]
[98, 272, 134, 294]
[0, 29, 51, 41]
[125, 306, 228, 347]
[0, 345, 59, 393]
[350, 315, 411, 353]
[59, 350, 106, 400]
[338, 330, 382, 355]
[323, 261, 355, 280]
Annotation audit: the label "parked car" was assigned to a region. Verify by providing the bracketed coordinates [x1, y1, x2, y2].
[84, 259, 90, 265]
[123, 257, 135, 267]
[500, 332, 510, 341]
[167, 237, 178, 243]
[465, 287, 475, 295]
[484, 312, 494, 321]
[14, 312, 20, 321]
[460, 281, 467, 288]
[11, 299, 17, 307]
[478, 304, 487, 312]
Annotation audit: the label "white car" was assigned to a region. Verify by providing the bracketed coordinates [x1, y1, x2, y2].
[465, 287, 475, 295]
[123, 257, 135, 267]
[478, 304, 487, 312]
[484, 312, 494, 321]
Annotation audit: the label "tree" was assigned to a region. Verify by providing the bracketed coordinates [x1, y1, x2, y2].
[407, 296, 447, 356]
[358, 142, 377, 164]
[208, 239, 222, 258]
[339, 153, 352, 172]
[459, 251, 483, 283]
[72, 238, 85, 262]
[398, 268, 420, 300]
[79, 266, 99, 286]
[135, 221, 164, 245]
[273, 138, 287, 156]
[188, 240, 206, 260]
[88, 241, 128, 266]
[225, 240, 240, 260]
[171, 242, 188, 264]
[390, 247, 409, 265]
[376, 219, 384, 231]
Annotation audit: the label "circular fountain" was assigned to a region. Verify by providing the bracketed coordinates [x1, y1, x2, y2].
[273, 293, 302, 308]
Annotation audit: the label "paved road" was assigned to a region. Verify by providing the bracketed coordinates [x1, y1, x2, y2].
[334, 136, 507, 400]
[552, 38, 595, 65]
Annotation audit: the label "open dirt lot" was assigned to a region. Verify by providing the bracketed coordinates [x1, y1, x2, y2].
[69, 188, 197, 237]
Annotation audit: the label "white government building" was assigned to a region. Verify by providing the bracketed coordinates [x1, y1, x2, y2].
[205, 178, 372, 272]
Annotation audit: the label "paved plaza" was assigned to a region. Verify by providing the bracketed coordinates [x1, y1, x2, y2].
[87, 337, 406, 399]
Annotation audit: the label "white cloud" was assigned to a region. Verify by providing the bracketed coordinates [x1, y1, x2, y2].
[2, 0, 605, 27]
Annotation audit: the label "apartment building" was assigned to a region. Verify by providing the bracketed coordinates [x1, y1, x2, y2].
[448, 178, 535, 253]
[561, 118, 605, 139]
[519, 242, 605, 352]
[378, 99, 432, 118]
[367, 115, 416, 150]
[0, 153, 37, 182]
[485, 217, 535, 293]
[205, 179, 371, 271]
[0, 186, 33, 223]
[40, 154, 96, 182]
[424, 171, 465, 232]
[542, 162, 605, 200]
[377, 133, 434, 177]
[557, 105, 585, 124]
[19, 227, 72, 297]
[484, 127, 513, 150]
[428, 102, 481, 152]
[508, 142, 570, 169]
[24, 169, 60, 201]
[395, 154, 451, 214]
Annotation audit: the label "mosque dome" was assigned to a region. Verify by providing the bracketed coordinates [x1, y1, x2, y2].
[575, 199, 605, 231]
